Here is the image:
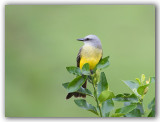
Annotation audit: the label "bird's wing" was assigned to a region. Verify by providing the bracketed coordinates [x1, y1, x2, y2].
[76, 48, 82, 67]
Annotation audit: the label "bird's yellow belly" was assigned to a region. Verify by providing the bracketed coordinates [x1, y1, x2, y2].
[80, 45, 102, 70]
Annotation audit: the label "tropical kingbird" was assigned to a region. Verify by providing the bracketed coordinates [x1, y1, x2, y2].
[66, 35, 103, 99]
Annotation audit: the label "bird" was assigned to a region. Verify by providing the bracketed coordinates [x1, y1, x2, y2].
[66, 35, 103, 99]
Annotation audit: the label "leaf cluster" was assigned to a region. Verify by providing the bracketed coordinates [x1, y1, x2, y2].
[63, 57, 155, 117]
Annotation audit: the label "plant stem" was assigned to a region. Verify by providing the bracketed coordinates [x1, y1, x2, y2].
[138, 98, 144, 115]
[89, 76, 102, 117]
[137, 102, 144, 115]
[93, 83, 103, 117]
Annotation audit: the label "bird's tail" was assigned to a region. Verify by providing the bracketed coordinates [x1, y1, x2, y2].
[66, 80, 87, 99]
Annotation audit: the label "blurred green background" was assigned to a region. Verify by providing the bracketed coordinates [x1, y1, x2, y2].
[5, 5, 155, 117]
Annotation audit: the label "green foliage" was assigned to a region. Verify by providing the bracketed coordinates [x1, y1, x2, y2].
[66, 66, 81, 76]
[97, 72, 108, 97]
[122, 80, 139, 96]
[101, 99, 114, 117]
[110, 113, 125, 117]
[148, 97, 155, 109]
[115, 104, 137, 114]
[136, 103, 144, 114]
[96, 56, 110, 70]
[62, 82, 93, 97]
[98, 90, 115, 103]
[141, 74, 145, 85]
[136, 78, 141, 85]
[113, 93, 138, 102]
[74, 99, 98, 115]
[93, 69, 100, 85]
[137, 84, 149, 95]
[148, 106, 155, 117]
[125, 109, 141, 117]
[82, 63, 90, 75]
[62, 82, 69, 89]
[148, 98, 155, 117]
[63, 56, 155, 117]
[67, 76, 87, 93]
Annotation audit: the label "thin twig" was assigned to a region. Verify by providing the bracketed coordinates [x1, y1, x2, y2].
[88, 76, 103, 117]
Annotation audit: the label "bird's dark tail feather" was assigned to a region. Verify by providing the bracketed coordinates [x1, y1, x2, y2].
[66, 81, 87, 99]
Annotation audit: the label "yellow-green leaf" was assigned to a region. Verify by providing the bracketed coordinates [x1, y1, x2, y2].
[141, 74, 145, 84]
[98, 90, 115, 103]
[137, 84, 149, 95]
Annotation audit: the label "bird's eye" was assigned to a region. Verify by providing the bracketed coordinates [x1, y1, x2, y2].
[86, 38, 90, 41]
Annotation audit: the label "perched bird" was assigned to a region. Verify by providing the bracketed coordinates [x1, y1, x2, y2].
[66, 35, 103, 99]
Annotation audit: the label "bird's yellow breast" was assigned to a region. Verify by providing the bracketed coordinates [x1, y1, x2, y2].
[80, 45, 102, 70]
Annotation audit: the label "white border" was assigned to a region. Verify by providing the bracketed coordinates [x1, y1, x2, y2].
[0, 0, 159, 122]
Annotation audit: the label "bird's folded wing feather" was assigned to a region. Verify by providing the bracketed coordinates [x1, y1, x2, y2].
[76, 48, 82, 67]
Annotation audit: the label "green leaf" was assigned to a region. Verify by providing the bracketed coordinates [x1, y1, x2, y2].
[150, 77, 155, 83]
[77, 87, 93, 97]
[148, 97, 155, 109]
[136, 78, 141, 85]
[148, 105, 155, 117]
[82, 63, 90, 75]
[62, 82, 93, 97]
[102, 99, 114, 117]
[96, 56, 110, 69]
[124, 102, 131, 106]
[67, 76, 87, 93]
[62, 82, 70, 89]
[66, 66, 81, 75]
[113, 93, 138, 102]
[98, 90, 115, 103]
[115, 104, 137, 114]
[123, 80, 139, 96]
[125, 109, 141, 117]
[123, 102, 144, 115]
[97, 72, 108, 97]
[137, 103, 144, 114]
[110, 113, 125, 117]
[123, 80, 139, 90]
[74, 99, 98, 115]
[137, 84, 149, 95]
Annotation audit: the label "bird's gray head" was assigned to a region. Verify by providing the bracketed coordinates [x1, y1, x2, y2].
[77, 35, 102, 49]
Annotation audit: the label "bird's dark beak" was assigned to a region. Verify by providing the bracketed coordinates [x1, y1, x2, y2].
[77, 38, 84, 41]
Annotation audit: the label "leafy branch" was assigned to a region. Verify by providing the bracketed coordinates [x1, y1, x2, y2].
[63, 56, 155, 117]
